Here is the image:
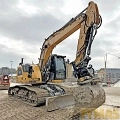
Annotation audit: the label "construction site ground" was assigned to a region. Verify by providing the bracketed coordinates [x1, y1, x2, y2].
[0, 83, 120, 120]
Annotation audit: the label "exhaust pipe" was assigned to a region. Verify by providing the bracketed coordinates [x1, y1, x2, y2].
[21, 58, 24, 64]
[19, 58, 24, 65]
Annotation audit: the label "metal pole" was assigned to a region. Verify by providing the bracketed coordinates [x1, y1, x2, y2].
[10, 61, 13, 79]
[104, 53, 107, 83]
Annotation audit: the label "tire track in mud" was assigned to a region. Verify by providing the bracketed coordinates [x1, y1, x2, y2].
[0, 95, 73, 120]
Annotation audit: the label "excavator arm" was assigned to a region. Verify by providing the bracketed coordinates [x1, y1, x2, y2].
[39, 1, 101, 75]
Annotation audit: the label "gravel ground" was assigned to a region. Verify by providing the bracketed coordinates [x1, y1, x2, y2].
[0, 84, 120, 120]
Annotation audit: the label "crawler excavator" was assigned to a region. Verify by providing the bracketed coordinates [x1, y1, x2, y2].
[8, 1, 105, 118]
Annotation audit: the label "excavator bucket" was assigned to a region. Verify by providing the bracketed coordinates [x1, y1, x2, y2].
[46, 94, 75, 112]
[46, 82, 105, 114]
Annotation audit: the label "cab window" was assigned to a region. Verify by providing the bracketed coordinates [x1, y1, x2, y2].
[22, 64, 30, 72]
[18, 68, 22, 76]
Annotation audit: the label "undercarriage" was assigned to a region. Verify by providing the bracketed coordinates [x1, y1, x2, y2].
[8, 78, 105, 116]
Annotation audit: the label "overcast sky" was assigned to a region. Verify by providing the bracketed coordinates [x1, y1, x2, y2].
[0, 0, 120, 70]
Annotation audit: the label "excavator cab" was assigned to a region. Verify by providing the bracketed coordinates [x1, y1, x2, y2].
[42, 54, 66, 83]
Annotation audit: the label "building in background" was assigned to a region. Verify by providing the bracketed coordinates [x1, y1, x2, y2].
[0, 67, 16, 75]
[97, 68, 120, 84]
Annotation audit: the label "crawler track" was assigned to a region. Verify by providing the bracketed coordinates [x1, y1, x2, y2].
[8, 84, 65, 107]
[8, 85, 49, 106]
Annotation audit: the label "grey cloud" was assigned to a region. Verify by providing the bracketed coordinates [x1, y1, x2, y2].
[53, 37, 78, 59]
[91, 33, 119, 56]
[0, 0, 120, 70]
[0, 43, 42, 68]
[0, 44, 27, 68]
[22, 0, 64, 9]
[90, 57, 104, 70]
[0, 13, 64, 45]
[0, 0, 18, 12]
[104, 16, 120, 32]
[0, 0, 66, 46]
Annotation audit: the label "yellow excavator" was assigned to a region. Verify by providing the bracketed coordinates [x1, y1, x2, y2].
[8, 1, 105, 116]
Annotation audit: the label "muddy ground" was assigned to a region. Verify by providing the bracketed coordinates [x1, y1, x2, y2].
[0, 84, 120, 120]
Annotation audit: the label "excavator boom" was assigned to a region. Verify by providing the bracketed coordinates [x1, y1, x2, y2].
[39, 1, 101, 71]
